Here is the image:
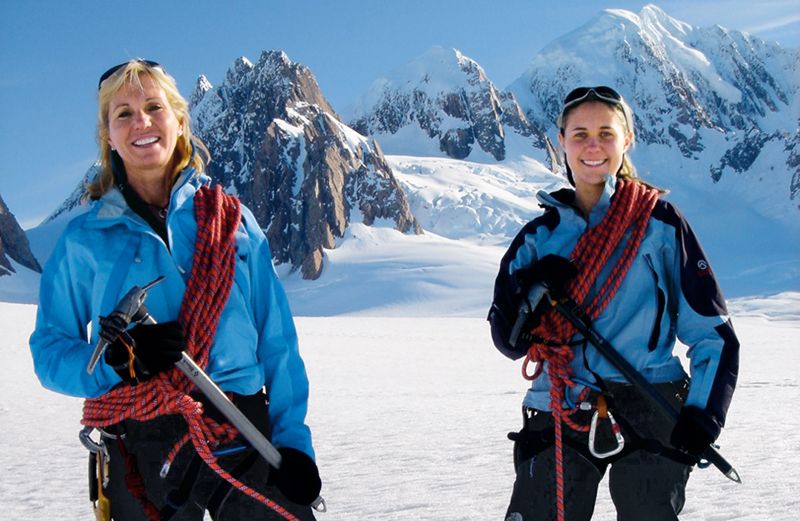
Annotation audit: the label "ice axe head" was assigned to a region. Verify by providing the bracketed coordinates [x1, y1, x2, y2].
[86, 276, 165, 374]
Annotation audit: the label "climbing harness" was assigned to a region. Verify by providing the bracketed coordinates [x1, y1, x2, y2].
[520, 179, 660, 521]
[80, 185, 301, 521]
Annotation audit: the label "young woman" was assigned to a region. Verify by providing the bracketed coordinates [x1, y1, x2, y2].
[30, 59, 321, 520]
[488, 86, 739, 521]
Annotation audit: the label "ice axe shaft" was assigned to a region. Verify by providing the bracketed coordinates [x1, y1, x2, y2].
[537, 285, 741, 484]
[146, 316, 327, 511]
[172, 336, 283, 468]
[88, 278, 327, 511]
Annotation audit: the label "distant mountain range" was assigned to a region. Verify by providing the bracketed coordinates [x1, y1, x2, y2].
[350, 5, 798, 224]
[3, 4, 797, 305]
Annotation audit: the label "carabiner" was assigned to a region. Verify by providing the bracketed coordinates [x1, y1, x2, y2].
[80, 427, 104, 453]
[588, 409, 625, 459]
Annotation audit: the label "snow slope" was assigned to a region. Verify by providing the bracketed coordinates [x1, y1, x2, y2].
[4, 152, 797, 310]
[2, 298, 799, 520]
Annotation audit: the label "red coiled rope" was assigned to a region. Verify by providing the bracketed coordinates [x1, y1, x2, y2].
[82, 185, 298, 521]
[522, 179, 660, 521]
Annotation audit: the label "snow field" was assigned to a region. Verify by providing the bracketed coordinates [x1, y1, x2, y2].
[2, 301, 798, 520]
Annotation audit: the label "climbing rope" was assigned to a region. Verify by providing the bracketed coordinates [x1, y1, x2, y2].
[82, 185, 298, 521]
[521, 178, 660, 521]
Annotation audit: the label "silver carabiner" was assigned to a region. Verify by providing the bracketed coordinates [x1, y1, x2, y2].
[588, 409, 625, 459]
[79, 427, 104, 453]
[80, 427, 112, 488]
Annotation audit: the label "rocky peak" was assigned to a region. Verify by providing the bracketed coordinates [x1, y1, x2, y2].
[191, 50, 420, 279]
[0, 192, 42, 276]
[349, 46, 546, 161]
[189, 74, 213, 107]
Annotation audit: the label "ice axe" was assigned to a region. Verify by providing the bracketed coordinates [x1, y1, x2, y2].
[512, 281, 742, 484]
[86, 276, 327, 511]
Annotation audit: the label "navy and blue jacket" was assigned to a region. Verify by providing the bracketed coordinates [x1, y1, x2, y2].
[488, 177, 739, 439]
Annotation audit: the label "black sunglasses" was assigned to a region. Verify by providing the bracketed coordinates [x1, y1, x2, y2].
[562, 86, 623, 111]
[98, 59, 163, 90]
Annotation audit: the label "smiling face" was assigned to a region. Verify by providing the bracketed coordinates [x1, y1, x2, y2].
[558, 101, 632, 194]
[106, 73, 183, 192]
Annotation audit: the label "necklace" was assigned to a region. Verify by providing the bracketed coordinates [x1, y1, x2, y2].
[147, 203, 168, 221]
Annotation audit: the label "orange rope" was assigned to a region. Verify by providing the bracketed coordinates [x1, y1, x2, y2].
[522, 179, 660, 521]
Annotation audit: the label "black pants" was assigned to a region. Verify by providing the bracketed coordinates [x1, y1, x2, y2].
[505, 381, 691, 521]
[100, 392, 315, 521]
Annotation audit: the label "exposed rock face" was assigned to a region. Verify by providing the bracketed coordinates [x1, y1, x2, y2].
[191, 51, 421, 279]
[349, 47, 547, 161]
[0, 193, 42, 276]
[788, 129, 800, 203]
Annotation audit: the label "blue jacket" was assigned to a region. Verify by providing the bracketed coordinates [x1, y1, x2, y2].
[30, 168, 314, 458]
[488, 177, 739, 438]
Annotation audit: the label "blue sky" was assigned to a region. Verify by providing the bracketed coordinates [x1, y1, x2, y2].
[2, 0, 798, 228]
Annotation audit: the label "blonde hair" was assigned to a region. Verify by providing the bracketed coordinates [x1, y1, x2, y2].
[88, 60, 210, 199]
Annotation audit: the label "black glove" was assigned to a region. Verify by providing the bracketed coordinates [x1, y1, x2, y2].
[273, 447, 321, 506]
[520, 254, 578, 296]
[670, 405, 718, 457]
[104, 321, 186, 383]
[508, 255, 578, 349]
[513, 255, 578, 326]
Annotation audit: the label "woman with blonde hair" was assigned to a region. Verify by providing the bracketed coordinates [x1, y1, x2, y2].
[489, 86, 739, 521]
[30, 59, 321, 520]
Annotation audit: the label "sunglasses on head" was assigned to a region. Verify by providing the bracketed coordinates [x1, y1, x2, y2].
[98, 59, 163, 90]
[562, 86, 623, 111]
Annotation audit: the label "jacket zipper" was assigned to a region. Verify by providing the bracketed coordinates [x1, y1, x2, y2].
[644, 254, 666, 351]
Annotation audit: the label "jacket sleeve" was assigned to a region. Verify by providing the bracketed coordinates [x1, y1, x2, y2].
[243, 209, 314, 460]
[488, 215, 552, 360]
[658, 201, 739, 441]
[29, 222, 121, 398]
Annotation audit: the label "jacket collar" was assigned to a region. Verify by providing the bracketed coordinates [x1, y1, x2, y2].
[89, 166, 209, 225]
[537, 175, 618, 227]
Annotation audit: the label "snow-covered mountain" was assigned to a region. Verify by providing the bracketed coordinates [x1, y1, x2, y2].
[4, 5, 798, 308]
[190, 51, 421, 279]
[348, 46, 551, 164]
[348, 6, 797, 224]
[322, 5, 799, 300]
[41, 164, 98, 225]
[509, 5, 799, 223]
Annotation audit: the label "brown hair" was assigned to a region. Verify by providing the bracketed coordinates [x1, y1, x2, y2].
[87, 60, 210, 199]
